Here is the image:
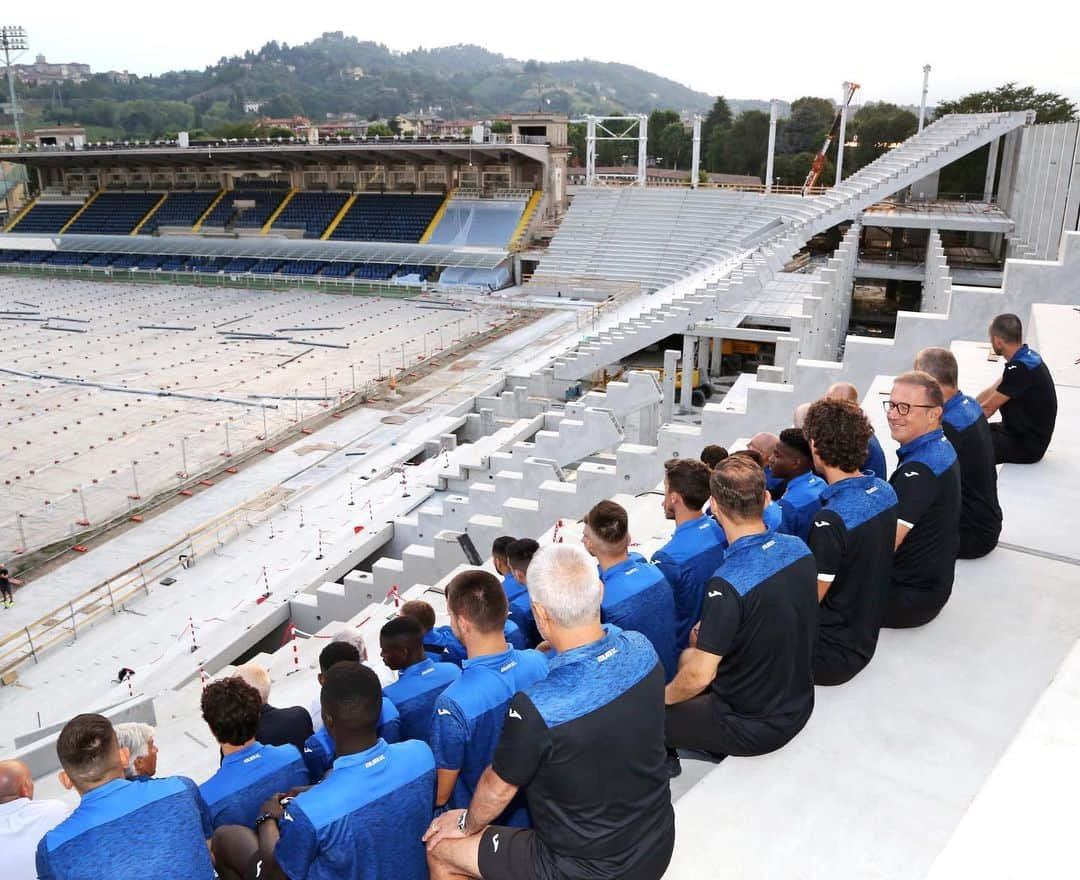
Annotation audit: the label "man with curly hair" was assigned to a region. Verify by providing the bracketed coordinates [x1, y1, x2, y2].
[803, 399, 899, 685]
[198, 677, 310, 830]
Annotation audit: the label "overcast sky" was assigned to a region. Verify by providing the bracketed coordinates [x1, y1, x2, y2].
[13, 0, 1080, 106]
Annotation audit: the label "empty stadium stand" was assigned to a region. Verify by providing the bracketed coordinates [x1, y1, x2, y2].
[6, 201, 81, 234]
[66, 192, 164, 235]
[426, 197, 530, 248]
[200, 188, 291, 230]
[138, 191, 219, 235]
[270, 191, 350, 238]
[329, 193, 444, 242]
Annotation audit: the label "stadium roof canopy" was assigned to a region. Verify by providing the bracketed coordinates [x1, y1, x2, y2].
[0, 233, 509, 268]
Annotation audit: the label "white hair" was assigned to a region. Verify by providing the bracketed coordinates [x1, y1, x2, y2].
[333, 626, 368, 661]
[114, 722, 155, 779]
[234, 663, 271, 703]
[527, 544, 602, 629]
[793, 402, 812, 430]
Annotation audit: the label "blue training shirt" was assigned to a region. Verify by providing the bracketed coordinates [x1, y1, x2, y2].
[598, 554, 678, 681]
[424, 620, 527, 666]
[36, 776, 214, 880]
[863, 432, 888, 479]
[303, 698, 400, 780]
[777, 470, 827, 541]
[384, 658, 462, 743]
[430, 646, 549, 824]
[199, 741, 310, 830]
[276, 739, 436, 880]
[651, 515, 727, 652]
[504, 572, 540, 647]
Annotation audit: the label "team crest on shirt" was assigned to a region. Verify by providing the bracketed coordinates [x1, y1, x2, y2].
[508, 709, 523, 720]
[492, 833, 500, 853]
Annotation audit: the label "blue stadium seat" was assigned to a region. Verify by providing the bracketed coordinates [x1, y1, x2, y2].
[67, 193, 163, 235]
[329, 194, 443, 243]
[271, 192, 349, 238]
[202, 189, 290, 229]
[139, 191, 218, 234]
[8, 202, 81, 233]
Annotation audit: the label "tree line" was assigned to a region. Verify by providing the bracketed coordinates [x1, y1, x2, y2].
[568, 84, 1077, 190]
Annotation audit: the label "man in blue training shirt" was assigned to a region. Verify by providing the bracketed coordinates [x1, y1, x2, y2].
[664, 456, 819, 771]
[916, 347, 1002, 559]
[652, 458, 727, 653]
[198, 677, 309, 830]
[883, 371, 961, 628]
[400, 599, 527, 666]
[978, 312, 1058, 464]
[826, 382, 889, 478]
[803, 398, 899, 685]
[213, 662, 436, 880]
[424, 544, 674, 880]
[302, 641, 400, 780]
[769, 428, 826, 540]
[382, 616, 461, 743]
[491, 535, 525, 608]
[430, 569, 548, 824]
[505, 538, 541, 646]
[583, 500, 678, 681]
[37, 713, 215, 880]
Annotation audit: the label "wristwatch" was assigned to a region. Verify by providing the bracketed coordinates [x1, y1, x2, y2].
[255, 812, 277, 829]
[457, 809, 469, 834]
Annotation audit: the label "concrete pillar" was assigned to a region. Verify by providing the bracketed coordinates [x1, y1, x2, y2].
[983, 136, 1001, 202]
[918, 65, 931, 133]
[708, 337, 722, 377]
[836, 83, 851, 185]
[765, 101, 779, 193]
[697, 335, 709, 374]
[679, 335, 695, 413]
[690, 115, 701, 189]
[661, 349, 679, 425]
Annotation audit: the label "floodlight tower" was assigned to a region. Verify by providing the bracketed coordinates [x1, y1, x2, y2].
[918, 64, 931, 133]
[1, 26, 28, 147]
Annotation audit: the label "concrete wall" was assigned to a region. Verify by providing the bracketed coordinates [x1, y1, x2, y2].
[1000, 122, 1080, 260]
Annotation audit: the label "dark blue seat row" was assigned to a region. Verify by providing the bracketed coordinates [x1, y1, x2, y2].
[67, 192, 162, 235]
[203, 189, 290, 229]
[9, 202, 81, 233]
[272, 192, 349, 238]
[330, 194, 443, 243]
[140, 191, 219, 234]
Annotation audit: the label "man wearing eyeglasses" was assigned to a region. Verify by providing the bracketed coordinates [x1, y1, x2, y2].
[882, 371, 961, 629]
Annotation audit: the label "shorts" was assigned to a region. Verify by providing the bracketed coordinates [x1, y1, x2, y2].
[989, 422, 1047, 465]
[882, 586, 947, 629]
[813, 637, 872, 687]
[958, 527, 999, 560]
[245, 852, 264, 880]
[665, 692, 813, 757]
[478, 818, 675, 880]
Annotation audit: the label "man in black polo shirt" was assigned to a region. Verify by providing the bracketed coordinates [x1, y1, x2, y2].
[663, 456, 818, 764]
[977, 312, 1058, 463]
[803, 398, 898, 685]
[916, 347, 1003, 558]
[424, 544, 674, 880]
[883, 371, 961, 629]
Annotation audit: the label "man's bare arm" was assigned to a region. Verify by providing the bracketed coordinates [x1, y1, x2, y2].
[665, 648, 721, 705]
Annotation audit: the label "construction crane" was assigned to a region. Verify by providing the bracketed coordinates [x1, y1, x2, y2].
[802, 81, 860, 196]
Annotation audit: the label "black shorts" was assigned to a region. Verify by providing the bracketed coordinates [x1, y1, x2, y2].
[989, 422, 1047, 464]
[477, 820, 675, 880]
[245, 852, 264, 880]
[813, 636, 872, 687]
[882, 586, 947, 629]
[665, 692, 813, 757]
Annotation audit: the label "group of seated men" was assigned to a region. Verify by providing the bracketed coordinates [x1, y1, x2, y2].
[3, 314, 1056, 880]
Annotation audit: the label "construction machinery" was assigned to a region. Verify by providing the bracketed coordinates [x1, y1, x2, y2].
[802, 81, 860, 195]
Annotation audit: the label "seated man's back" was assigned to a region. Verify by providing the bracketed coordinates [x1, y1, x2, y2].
[37, 775, 214, 880]
[303, 697, 399, 780]
[384, 659, 461, 742]
[652, 518, 726, 652]
[599, 555, 678, 681]
[199, 742, 309, 829]
[942, 392, 1002, 558]
[494, 625, 674, 878]
[278, 739, 435, 880]
[424, 619, 527, 665]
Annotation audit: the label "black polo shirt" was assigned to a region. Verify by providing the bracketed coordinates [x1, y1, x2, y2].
[998, 344, 1057, 461]
[890, 429, 961, 603]
[697, 531, 818, 719]
[256, 704, 314, 753]
[492, 625, 674, 875]
[942, 392, 1002, 555]
[808, 475, 898, 670]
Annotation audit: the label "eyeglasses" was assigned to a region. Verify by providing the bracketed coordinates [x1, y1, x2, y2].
[883, 400, 939, 416]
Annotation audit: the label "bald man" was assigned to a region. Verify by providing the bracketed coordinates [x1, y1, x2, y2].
[749, 432, 787, 499]
[826, 382, 888, 479]
[0, 760, 70, 880]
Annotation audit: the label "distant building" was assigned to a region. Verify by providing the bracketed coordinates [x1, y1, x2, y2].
[14, 55, 91, 85]
[258, 116, 311, 134]
[29, 126, 87, 149]
[344, 66, 365, 80]
[244, 101, 264, 114]
[103, 70, 131, 85]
